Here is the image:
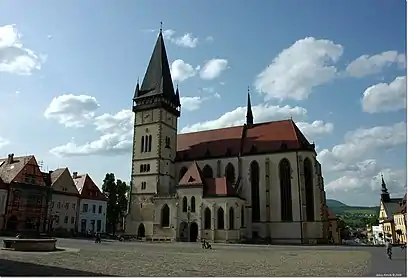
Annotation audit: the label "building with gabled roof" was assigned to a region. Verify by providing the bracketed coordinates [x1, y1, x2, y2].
[73, 172, 107, 234]
[48, 168, 80, 233]
[126, 29, 329, 244]
[0, 154, 51, 233]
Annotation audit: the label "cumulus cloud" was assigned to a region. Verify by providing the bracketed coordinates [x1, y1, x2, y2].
[318, 122, 407, 195]
[162, 29, 199, 48]
[254, 37, 343, 101]
[346, 51, 406, 78]
[171, 59, 197, 82]
[0, 24, 43, 75]
[180, 103, 308, 133]
[0, 137, 9, 149]
[44, 94, 100, 127]
[181, 93, 221, 111]
[296, 121, 334, 140]
[199, 59, 228, 80]
[362, 76, 406, 113]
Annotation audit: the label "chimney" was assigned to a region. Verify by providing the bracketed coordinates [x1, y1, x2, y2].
[73, 172, 78, 179]
[7, 153, 14, 164]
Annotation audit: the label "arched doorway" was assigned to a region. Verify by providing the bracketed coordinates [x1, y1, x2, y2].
[179, 222, 188, 241]
[7, 216, 18, 231]
[137, 223, 145, 238]
[189, 222, 198, 242]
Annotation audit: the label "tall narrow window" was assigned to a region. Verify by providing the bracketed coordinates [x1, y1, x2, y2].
[279, 158, 293, 222]
[190, 196, 196, 212]
[144, 135, 148, 152]
[182, 197, 188, 212]
[148, 135, 152, 152]
[250, 161, 260, 222]
[204, 208, 211, 229]
[304, 158, 315, 222]
[165, 136, 171, 148]
[202, 165, 213, 179]
[217, 207, 224, 229]
[225, 163, 235, 183]
[161, 204, 170, 227]
[229, 207, 234, 230]
[141, 136, 145, 153]
[241, 206, 245, 227]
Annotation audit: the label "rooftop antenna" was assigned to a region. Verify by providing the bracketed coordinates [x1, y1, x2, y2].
[38, 160, 44, 170]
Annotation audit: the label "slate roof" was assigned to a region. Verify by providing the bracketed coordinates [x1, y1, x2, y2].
[73, 173, 107, 201]
[178, 162, 239, 197]
[176, 119, 314, 161]
[382, 197, 404, 220]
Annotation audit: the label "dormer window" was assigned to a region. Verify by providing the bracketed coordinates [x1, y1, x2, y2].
[165, 136, 171, 149]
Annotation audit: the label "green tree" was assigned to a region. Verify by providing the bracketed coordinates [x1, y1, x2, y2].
[102, 173, 129, 234]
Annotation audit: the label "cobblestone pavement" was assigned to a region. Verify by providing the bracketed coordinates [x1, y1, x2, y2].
[0, 238, 377, 276]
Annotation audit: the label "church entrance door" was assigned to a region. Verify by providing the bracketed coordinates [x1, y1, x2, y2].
[137, 223, 145, 238]
[179, 222, 188, 241]
[189, 222, 198, 242]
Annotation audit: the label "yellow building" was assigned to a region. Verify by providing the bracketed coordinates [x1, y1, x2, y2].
[378, 175, 404, 244]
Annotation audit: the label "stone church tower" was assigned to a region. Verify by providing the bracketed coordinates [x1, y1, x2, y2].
[126, 29, 181, 237]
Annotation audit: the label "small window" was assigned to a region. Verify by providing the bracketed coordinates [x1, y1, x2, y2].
[140, 164, 151, 173]
[71, 217, 75, 224]
[92, 205, 96, 213]
[165, 136, 171, 148]
[57, 202, 61, 209]
[83, 204, 88, 212]
[72, 203, 76, 210]
[141, 182, 147, 190]
[55, 216, 60, 224]
[99, 205, 102, 214]
[64, 216, 68, 223]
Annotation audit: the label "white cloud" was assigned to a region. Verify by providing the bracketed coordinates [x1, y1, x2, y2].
[362, 76, 406, 113]
[181, 103, 308, 133]
[94, 109, 133, 133]
[205, 36, 214, 42]
[318, 122, 406, 170]
[254, 37, 343, 101]
[346, 51, 406, 78]
[44, 94, 100, 127]
[180, 97, 204, 111]
[296, 121, 334, 140]
[0, 137, 9, 149]
[0, 24, 43, 75]
[162, 29, 199, 48]
[171, 59, 196, 82]
[200, 59, 228, 80]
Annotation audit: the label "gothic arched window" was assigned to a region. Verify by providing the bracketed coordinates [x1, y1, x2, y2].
[279, 158, 293, 222]
[304, 158, 315, 221]
[229, 207, 234, 230]
[161, 204, 170, 227]
[241, 206, 245, 227]
[225, 163, 235, 183]
[250, 161, 260, 222]
[140, 136, 145, 153]
[191, 196, 196, 212]
[148, 135, 152, 152]
[217, 207, 224, 229]
[179, 167, 188, 181]
[204, 207, 211, 229]
[182, 197, 188, 212]
[202, 165, 213, 179]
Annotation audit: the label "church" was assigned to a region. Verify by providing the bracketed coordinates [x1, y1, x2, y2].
[126, 29, 330, 244]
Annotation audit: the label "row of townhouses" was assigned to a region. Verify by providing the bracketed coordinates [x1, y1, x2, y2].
[0, 153, 107, 234]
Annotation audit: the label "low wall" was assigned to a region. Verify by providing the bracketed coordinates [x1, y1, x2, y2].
[3, 238, 57, 252]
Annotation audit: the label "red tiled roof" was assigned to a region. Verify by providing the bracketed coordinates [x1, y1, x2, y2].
[179, 162, 203, 186]
[73, 173, 107, 201]
[0, 154, 46, 186]
[177, 120, 313, 161]
[179, 162, 238, 197]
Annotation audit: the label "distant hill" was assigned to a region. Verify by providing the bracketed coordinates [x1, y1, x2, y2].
[327, 199, 379, 215]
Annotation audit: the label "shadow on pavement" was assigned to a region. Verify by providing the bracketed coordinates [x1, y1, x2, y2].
[0, 259, 115, 276]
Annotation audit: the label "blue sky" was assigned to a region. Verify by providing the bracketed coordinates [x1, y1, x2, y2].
[0, 0, 406, 206]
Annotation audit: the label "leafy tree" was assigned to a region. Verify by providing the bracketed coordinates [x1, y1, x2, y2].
[102, 173, 130, 234]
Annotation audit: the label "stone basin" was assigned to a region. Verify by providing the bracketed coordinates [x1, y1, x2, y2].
[3, 238, 57, 252]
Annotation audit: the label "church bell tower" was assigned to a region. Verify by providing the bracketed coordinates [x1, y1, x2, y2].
[127, 27, 181, 236]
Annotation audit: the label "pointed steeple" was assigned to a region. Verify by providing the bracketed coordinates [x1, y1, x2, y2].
[133, 78, 140, 100]
[133, 23, 180, 116]
[246, 86, 254, 126]
[381, 174, 390, 202]
[175, 84, 181, 107]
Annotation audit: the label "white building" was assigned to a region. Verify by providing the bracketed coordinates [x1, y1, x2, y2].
[372, 225, 385, 245]
[73, 172, 107, 234]
[126, 30, 329, 244]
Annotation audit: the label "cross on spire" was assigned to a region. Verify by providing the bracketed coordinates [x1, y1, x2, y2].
[160, 21, 163, 33]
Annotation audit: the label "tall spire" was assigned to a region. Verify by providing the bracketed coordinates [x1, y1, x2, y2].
[246, 86, 254, 126]
[381, 174, 390, 202]
[135, 27, 177, 105]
